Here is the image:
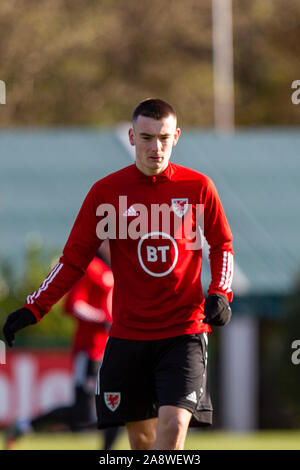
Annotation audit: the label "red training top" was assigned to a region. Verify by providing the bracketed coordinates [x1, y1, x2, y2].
[25, 163, 234, 340]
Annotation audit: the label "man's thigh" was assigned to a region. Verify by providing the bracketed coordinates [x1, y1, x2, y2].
[96, 337, 157, 429]
[154, 333, 213, 425]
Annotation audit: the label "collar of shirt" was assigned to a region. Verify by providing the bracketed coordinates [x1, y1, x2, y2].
[134, 163, 174, 184]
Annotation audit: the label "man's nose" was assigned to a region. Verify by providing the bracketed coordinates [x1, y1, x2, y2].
[151, 138, 162, 152]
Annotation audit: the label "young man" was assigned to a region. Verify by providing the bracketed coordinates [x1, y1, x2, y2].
[3, 98, 234, 450]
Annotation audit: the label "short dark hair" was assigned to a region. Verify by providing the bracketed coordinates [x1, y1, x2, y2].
[132, 98, 176, 123]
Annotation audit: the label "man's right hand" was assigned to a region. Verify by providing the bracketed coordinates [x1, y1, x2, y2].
[2, 308, 37, 347]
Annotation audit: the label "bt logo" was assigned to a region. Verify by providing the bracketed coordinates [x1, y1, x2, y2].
[146, 245, 170, 263]
[138, 232, 178, 277]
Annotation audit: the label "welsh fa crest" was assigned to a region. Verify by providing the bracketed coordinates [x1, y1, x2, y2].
[171, 198, 189, 217]
[104, 392, 121, 412]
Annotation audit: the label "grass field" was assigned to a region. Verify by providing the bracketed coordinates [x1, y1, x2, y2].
[1, 429, 300, 450]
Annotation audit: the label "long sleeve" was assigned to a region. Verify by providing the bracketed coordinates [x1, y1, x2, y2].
[24, 183, 103, 322]
[203, 178, 234, 302]
[64, 257, 113, 324]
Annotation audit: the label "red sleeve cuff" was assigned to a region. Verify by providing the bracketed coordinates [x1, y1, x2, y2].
[208, 289, 233, 303]
[23, 304, 42, 323]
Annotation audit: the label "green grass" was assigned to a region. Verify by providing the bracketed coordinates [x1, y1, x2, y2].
[1, 429, 300, 450]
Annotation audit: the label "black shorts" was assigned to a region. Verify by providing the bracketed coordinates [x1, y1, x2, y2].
[95, 333, 213, 429]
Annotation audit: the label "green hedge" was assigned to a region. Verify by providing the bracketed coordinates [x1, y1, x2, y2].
[0, 239, 74, 348]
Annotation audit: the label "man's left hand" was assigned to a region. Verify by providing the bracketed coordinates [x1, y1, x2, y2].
[203, 293, 232, 326]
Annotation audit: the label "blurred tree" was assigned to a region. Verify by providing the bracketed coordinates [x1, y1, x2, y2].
[0, 0, 298, 127]
[0, 237, 74, 348]
[0, 0, 300, 126]
[233, 0, 300, 126]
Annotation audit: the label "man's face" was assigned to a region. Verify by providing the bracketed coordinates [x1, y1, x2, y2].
[128, 114, 181, 176]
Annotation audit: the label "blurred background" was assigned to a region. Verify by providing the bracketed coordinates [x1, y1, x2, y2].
[0, 0, 300, 449]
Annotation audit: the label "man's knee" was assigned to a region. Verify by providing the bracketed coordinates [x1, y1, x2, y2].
[158, 414, 188, 445]
[160, 413, 186, 434]
[159, 405, 191, 426]
[126, 418, 157, 450]
[128, 429, 155, 450]
[154, 406, 192, 450]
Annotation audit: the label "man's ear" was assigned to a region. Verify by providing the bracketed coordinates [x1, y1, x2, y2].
[173, 128, 181, 147]
[128, 128, 135, 146]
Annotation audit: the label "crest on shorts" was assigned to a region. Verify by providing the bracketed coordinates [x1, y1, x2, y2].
[104, 392, 121, 412]
[171, 198, 189, 217]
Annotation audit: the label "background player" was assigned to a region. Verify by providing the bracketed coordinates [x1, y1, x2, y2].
[4, 245, 119, 450]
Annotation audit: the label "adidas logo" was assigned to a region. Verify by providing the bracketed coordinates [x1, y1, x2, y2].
[186, 391, 197, 404]
[123, 205, 140, 216]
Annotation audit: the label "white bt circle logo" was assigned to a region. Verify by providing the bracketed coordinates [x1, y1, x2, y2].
[137, 232, 178, 277]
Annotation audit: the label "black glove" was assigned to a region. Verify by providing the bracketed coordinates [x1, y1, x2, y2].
[203, 293, 232, 326]
[2, 308, 37, 347]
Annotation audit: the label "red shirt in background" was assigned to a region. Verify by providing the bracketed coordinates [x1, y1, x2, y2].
[64, 256, 113, 360]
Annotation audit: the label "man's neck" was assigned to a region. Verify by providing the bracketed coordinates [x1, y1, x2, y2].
[135, 161, 169, 176]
